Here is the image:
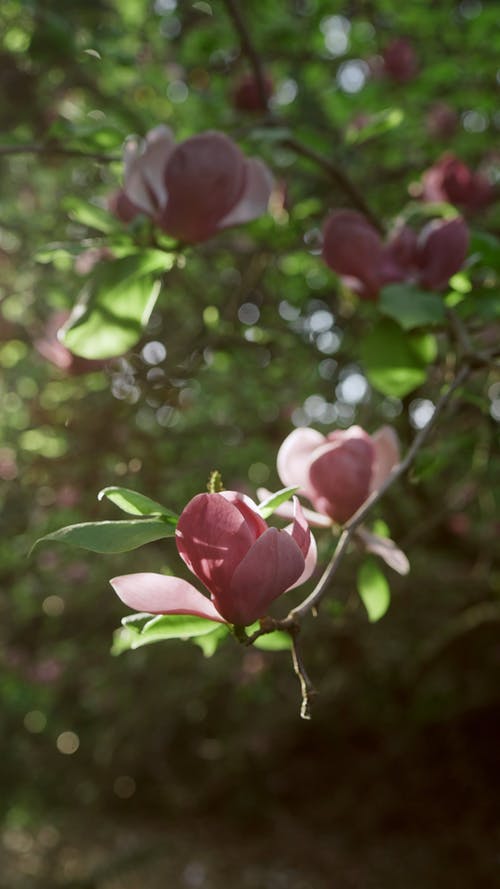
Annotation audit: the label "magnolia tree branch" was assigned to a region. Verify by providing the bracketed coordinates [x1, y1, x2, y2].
[220, 0, 382, 229]
[290, 628, 317, 720]
[0, 143, 120, 163]
[221, 0, 271, 110]
[281, 137, 384, 232]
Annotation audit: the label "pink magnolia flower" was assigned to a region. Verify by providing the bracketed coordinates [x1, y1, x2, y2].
[426, 103, 459, 140]
[382, 38, 418, 83]
[322, 209, 469, 300]
[111, 491, 316, 627]
[421, 153, 494, 212]
[232, 72, 273, 112]
[259, 425, 409, 574]
[276, 425, 399, 525]
[110, 126, 274, 243]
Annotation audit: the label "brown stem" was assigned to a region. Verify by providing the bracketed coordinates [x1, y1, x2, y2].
[281, 137, 384, 232]
[290, 628, 317, 720]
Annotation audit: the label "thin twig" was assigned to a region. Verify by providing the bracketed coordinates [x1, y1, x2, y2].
[221, 0, 270, 110]
[0, 143, 120, 163]
[290, 628, 317, 720]
[282, 136, 384, 232]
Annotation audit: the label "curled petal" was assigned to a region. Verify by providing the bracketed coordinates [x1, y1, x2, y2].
[107, 189, 142, 224]
[288, 496, 311, 558]
[417, 217, 469, 290]
[217, 158, 273, 230]
[124, 125, 173, 214]
[309, 437, 375, 524]
[356, 529, 410, 576]
[285, 524, 317, 590]
[220, 490, 268, 539]
[159, 131, 246, 242]
[221, 528, 305, 625]
[110, 573, 225, 621]
[370, 426, 400, 492]
[175, 493, 254, 598]
[277, 427, 325, 496]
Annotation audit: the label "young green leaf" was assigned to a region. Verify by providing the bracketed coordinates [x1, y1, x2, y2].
[257, 486, 299, 519]
[357, 558, 391, 622]
[112, 613, 227, 654]
[379, 284, 446, 330]
[63, 197, 120, 234]
[32, 518, 174, 554]
[360, 319, 436, 397]
[98, 486, 178, 524]
[253, 631, 292, 651]
[61, 253, 174, 359]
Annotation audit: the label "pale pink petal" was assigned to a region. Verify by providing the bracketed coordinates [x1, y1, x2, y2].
[159, 131, 246, 242]
[308, 437, 375, 524]
[256, 488, 332, 528]
[356, 529, 410, 575]
[288, 496, 310, 558]
[277, 427, 325, 497]
[124, 126, 174, 214]
[217, 158, 273, 229]
[370, 426, 400, 492]
[285, 525, 317, 590]
[175, 493, 254, 598]
[110, 573, 225, 621]
[220, 527, 305, 625]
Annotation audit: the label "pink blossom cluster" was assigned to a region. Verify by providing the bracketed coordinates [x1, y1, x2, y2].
[322, 209, 469, 301]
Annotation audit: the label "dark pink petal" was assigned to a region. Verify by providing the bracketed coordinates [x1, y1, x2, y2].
[107, 189, 143, 224]
[277, 427, 325, 497]
[322, 210, 386, 300]
[123, 125, 173, 214]
[385, 224, 419, 270]
[175, 493, 255, 598]
[220, 490, 268, 539]
[417, 217, 469, 291]
[159, 131, 246, 242]
[421, 154, 494, 211]
[382, 38, 418, 83]
[370, 426, 400, 493]
[218, 528, 305, 625]
[309, 436, 375, 524]
[216, 158, 273, 230]
[232, 72, 273, 112]
[285, 508, 317, 590]
[110, 573, 225, 621]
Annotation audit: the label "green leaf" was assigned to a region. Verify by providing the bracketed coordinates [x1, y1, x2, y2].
[63, 197, 119, 234]
[357, 559, 391, 622]
[253, 631, 292, 651]
[379, 284, 446, 330]
[61, 253, 173, 359]
[258, 486, 299, 519]
[32, 518, 174, 554]
[345, 108, 404, 145]
[98, 486, 178, 525]
[360, 320, 437, 397]
[111, 612, 228, 654]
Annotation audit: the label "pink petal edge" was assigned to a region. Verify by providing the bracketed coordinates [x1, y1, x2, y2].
[110, 573, 225, 622]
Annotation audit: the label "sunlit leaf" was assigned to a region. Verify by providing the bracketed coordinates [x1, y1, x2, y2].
[357, 559, 391, 622]
[360, 319, 436, 397]
[253, 631, 292, 651]
[61, 252, 173, 359]
[258, 486, 299, 519]
[112, 612, 228, 654]
[98, 486, 178, 524]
